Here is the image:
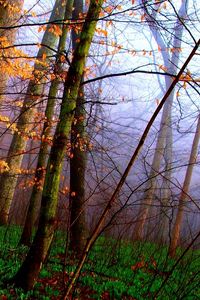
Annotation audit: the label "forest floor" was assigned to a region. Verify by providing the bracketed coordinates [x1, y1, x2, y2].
[0, 226, 199, 299]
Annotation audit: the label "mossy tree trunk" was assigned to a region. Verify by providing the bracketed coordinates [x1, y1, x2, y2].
[12, 0, 103, 290]
[0, 0, 65, 225]
[19, 0, 74, 247]
[0, 0, 24, 102]
[69, 0, 87, 255]
[69, 86, 87, 254]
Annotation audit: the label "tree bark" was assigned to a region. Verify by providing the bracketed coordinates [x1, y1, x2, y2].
[69, 86, 87, 254]
[69, 0, 87, 255]
[158, 122, 173, 244]
[19, 0, 74, 247]
[0, 0, 65, 225]
[12, 0, 103, 290]
[169, 115, 200, 257]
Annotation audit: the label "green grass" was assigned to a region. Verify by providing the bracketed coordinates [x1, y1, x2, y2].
[0, 226, 199, 299]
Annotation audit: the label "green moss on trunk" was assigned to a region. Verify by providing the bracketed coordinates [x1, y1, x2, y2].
[19, 0, 74, 246]
[69, 0, 87, 255]
[12, 0, 104, 290]
[0, 0, 65, 225]
[70, 86, 87, 254]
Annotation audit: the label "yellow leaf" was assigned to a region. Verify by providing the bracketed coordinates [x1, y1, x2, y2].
[0, 160, 9, 173]
[31, 11, 36, 17]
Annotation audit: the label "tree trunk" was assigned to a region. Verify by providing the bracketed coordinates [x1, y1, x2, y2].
[133, 0, 188, 241]
[169, 116, 200, 257]
[19, 0, 74, 247]
[0, 0, 65, 225]
[69, 0, 87, 255]
[158, 122, 173, 244]
[0, 0, 24, 102]
[69, 86, 87, 254]
[12, 0, 103, 290]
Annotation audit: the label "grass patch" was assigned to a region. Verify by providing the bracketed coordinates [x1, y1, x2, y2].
[0, 226, 199, 299]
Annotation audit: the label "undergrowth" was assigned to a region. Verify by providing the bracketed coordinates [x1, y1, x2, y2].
[0, 226, 199, 299]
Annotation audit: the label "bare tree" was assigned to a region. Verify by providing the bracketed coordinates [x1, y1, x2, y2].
[169, 115, 200, 257]
[133, 0, 189, 241]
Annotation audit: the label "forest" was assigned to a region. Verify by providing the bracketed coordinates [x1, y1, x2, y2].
[0, 0, 199, 299]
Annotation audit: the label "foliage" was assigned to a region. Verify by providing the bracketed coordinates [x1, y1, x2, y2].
[0, 227, 199, 299]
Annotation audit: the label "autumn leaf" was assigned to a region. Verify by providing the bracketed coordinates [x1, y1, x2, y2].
[0, 160, 10, 173]
[141, 13, 146, 22]
[42, 52, 47, 60]
[131, 260, 146, 271]
[159, 65, 168, 72]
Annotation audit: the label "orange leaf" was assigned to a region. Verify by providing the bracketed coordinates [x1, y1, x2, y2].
[42, 52, 47, 60]
[141, 13, 146, 22]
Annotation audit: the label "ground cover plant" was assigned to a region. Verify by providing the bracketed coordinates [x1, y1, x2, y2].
[0, 227, 199, 299]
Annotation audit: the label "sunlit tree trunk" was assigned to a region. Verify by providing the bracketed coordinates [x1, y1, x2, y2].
[69, 0, 87, 255]
[0, 0, 24, 102]
[19, 0, 73, 246]
[169, 116, 200, 257]
[12, 0, 103, 290]
[133, 0, 188, 241]
[0, 0, 65, 225]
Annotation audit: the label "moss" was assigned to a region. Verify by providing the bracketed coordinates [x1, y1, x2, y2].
[12, 0, 104, 290]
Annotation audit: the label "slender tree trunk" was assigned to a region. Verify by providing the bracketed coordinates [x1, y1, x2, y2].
[19, 0, 74, 247]
[69, 0, 87, 255]
[0, 0, 24, 102]
[158, 122, 173, 244]
[0, 0, 65, 225]
[169, 116, 200, 257]
[133, 0, 188, 241]
[12, 0, 103, 290]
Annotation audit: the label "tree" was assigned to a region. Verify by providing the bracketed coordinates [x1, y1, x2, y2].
[69, 0, 88, 255]
[12, 0, 104, 290]
[64, 40, 200, 297]
[0, 0, 65, 225]
[169, 115, 200, 257]
[19, 0, 74, 246]
[133, 0, 189, 241]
